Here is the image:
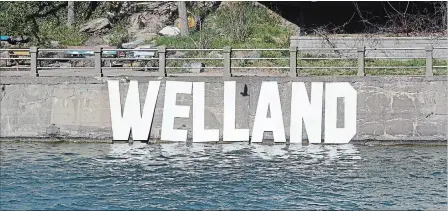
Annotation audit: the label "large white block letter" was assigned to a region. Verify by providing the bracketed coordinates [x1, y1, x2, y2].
[161, 81, 192, 142]
[251, 81, 286, 143]
[193, 82, 219, 142]
[108, 80, 160, 141]
[223, 81, 249, 142]
[290, 82, 323, 144]
[324, 82, 357, 144]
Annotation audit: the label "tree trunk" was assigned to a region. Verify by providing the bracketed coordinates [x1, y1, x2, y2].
[178, 1, 189, 36]
[67, 1, 75, 27]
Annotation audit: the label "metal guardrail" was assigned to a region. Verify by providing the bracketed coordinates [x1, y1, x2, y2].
[0, 45, 447, 77]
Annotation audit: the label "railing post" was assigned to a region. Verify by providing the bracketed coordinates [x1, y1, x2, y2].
[158, 45, 166, 77]
[357, 46, 365, 76]
[425, 45, 433, 76]
[223, 46, 232, 78]
[30, 47, 38, 77]
[94, 46, 103, 77]
[289, 46, 297, 77]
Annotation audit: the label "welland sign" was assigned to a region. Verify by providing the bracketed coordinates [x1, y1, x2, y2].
[108, 81, 357, 144]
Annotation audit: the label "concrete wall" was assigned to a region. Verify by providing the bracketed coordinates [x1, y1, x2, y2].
[1, 76, 447, 143]
[291, 36, 448, 58]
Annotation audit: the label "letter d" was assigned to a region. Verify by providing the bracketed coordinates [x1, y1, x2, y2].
[324, 83, 357, 144]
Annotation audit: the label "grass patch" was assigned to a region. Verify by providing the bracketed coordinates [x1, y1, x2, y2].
[296, 58, 447, 76]
[37, 22, 88, 46]
[154, 2, 291, 50]
[107, 24, 130, 47]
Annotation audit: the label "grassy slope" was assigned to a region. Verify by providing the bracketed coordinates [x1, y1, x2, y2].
[6, 2, 446, 75]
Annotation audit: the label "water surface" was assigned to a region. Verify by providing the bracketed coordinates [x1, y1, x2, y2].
[1, 142, 446, 210]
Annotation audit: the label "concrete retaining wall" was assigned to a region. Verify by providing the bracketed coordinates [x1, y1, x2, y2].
[290, 36, 448, 58]
[1, 76, 447, 143]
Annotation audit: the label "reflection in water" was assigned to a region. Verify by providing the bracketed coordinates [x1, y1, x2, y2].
[1, 142, 446, 210]
[107, 142, 361, 162]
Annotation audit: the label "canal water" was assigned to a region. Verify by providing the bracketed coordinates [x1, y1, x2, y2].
[1, 142, 446, 210]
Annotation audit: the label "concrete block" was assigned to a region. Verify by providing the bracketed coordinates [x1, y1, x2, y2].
[385, 119, 414, 136]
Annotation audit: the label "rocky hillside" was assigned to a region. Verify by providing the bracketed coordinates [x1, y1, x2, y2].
[0, 1, 298, 49]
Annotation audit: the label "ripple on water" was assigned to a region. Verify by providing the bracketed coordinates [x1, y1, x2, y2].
[0, 142, 446, 210]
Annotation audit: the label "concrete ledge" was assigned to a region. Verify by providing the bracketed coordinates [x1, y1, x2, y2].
[2, 75, 448, 84]
[290, 36, 448, 58]
[1, 76, 447, 142]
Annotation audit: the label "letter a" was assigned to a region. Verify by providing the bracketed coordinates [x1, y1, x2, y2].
[251, 81, 286, 143]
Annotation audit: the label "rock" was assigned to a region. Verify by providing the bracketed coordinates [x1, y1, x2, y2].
[128, 13, 145, 33]
[131, 60, 156, 71]
[84, 36, 105, 46]
[168, 51, 186, 58]
[49, 62, 71, 68]
[234, 50, 261, 59]
[79, 18, 111, 33]
[73, 59, 94, 67]
[188, 1, 221, 13]
[133, 32, 157, 42]
[126, 1, 220, 39]
[129, 13, 168, 34]
[55, 52, 67, 60]
[0, 50, 9, 57]
[0, 41, 12, 48]
[146, 40, 157, 46]
[158, 26, 180, 37]
[127, 10, 172, 35]
[102, 35, 111, 44]
[208, 51, 223, 58]
[189, 62, 205, 73]
[122, 39, 145, 49]
[141, 1, 178, 15]
[142, 61, 156, 71]
[50, 41, 60, 48]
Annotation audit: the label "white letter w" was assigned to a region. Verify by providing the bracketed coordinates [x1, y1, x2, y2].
[108, 80, 160, 141]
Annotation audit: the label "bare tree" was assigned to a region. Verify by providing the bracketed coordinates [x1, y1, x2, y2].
[354, 1, 447, 36]
[178, 1, 189, 36]
[67, 1, 75, 27]
[309, 1, 447, 36]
